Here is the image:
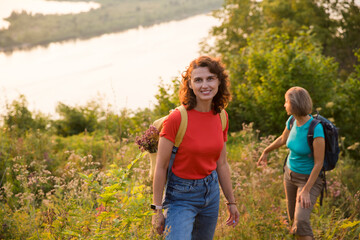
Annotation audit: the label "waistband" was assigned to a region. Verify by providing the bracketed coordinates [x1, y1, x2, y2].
[169, 170, 218, 186]
[285, 165, 309, 177]
[284, 164, 324, 178]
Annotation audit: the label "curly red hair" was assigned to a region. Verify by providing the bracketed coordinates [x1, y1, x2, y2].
[179, 56, 231, 114]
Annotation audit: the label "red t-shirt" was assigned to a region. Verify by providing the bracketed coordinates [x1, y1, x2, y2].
[160, 108, 229, 179]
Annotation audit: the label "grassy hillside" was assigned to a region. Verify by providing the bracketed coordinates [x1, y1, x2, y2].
[0, 0, 223, 52]
[0, 123, 359, 239]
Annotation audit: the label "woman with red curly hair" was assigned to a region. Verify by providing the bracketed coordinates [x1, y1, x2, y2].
[152, 56, 239, 239]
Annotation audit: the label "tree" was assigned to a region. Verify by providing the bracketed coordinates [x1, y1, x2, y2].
[327, 0, 360, 77]
[205, 0, 359, 76]
[226, 31, 338, 135]
[332, 49, 360, 156]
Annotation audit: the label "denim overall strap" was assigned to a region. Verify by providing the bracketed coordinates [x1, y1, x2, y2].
[164, 146, 178, 193]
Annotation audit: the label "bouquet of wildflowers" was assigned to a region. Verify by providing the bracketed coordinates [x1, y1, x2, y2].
[135, 125, 159, 153]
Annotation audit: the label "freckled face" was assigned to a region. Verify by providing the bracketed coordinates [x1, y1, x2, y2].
[189, 67, 220, 103]
[284, 96, 291, 115]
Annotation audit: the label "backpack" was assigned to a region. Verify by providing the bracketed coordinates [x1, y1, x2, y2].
[288, 113, 340, 171]
[285, 113, 340, 205]
[149, 105, 227, 178]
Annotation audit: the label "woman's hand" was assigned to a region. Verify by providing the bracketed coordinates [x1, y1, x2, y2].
[226, 204, 240, 227]
[257, 151, 269, 166]
[297, 188, 311, 209]
[257, 127, 290, 167]
[152, 211, 165, 235]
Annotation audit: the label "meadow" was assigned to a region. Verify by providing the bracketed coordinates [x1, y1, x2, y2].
[0, 112, 359, 239]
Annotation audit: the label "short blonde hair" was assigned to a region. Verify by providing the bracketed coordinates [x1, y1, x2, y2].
[285, 87, 313, 116]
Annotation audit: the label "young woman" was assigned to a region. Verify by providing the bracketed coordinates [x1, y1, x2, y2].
[257, 87, 325, 240]
[152, 56, 239, 239]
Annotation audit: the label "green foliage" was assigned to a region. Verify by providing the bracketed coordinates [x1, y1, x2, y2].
[77, 152, 152, 239]
[153, 78, 181, 118]
[54, 102, 100, 136]
[1, 94, 155, 143]
[51, 99, 154, 140]
[226, 31, 338, 135]
[0, 0, 223, 52]
[200, 0, 360, 156]
[206, 0, 360, 76]
[0, 137, 153, 239]
[331, 49, 360, 159]
[3, 95, 49, 135]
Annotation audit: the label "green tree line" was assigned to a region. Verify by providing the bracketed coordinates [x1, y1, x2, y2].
[0, 0, 223, 52]
[198, 0, 360, 157]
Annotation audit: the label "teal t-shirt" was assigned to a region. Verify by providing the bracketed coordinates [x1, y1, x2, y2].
[286, 115, 325, 175]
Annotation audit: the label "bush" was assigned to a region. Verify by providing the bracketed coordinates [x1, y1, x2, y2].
[2, 95, 49, 135]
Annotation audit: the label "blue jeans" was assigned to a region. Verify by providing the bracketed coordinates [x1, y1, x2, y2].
[163, 170, 220, 240]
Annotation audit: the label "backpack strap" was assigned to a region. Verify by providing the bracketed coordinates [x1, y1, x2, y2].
[289, 115, 295, 129]
[284, 116, 296, 172]
[307, 118, 321, 155]
[174, 105, 187, 147]
[153, 115, 167, 131]
[152, 105, 188, 148]
[163, 106, 187, 198]
[307, 117, 326, 206]
[220, 109, 227, 131]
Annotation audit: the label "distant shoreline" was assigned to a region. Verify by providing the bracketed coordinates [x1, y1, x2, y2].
[0, 0, 223, 53]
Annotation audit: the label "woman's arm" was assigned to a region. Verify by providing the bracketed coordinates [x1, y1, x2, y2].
[297, 137, 325, 208]
[257, 126, 290, 166]
[152, 137, 174, 234]
[216, 144, 240, 227]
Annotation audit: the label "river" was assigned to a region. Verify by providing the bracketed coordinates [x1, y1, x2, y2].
[0, 12, 219, 117]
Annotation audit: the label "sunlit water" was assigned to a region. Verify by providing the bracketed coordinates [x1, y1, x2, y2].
[0, 14, 220, 117]
[0, 0, 100, 29]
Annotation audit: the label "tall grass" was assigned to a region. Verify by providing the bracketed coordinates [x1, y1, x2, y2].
[0, 124, 359, 239]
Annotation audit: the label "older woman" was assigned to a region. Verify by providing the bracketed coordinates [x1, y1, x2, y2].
[258, 86, 325, 240]
[152, 56, 239, 239]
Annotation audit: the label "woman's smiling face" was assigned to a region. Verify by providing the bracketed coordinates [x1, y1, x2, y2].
[189, 67, 220, 104]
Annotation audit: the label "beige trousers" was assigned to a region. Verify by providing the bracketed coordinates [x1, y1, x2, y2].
[283, 165, 324, 237]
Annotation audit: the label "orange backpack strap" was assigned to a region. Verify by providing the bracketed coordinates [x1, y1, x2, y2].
[152, 105, 188, 148]
[174, 105, 187, 147]
[220, 109, 227, 131]
[153, 115, 167, 132]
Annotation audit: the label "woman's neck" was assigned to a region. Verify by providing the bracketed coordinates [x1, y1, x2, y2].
[294, 115, 311, 127]
[194, 101, 212, 112]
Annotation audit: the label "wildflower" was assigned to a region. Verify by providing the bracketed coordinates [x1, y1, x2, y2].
[135, 125, 159, 153]
[328, 180, 342, 198]
[96, 204, 106, 217]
